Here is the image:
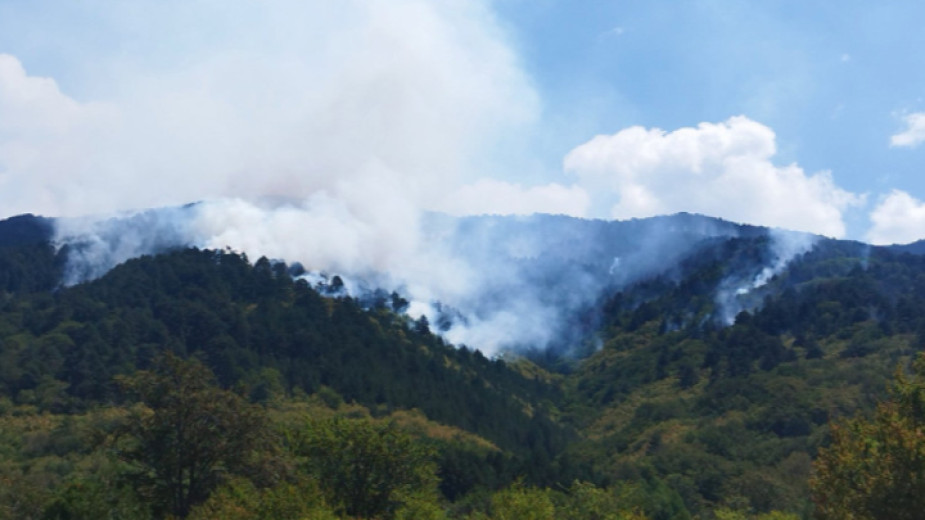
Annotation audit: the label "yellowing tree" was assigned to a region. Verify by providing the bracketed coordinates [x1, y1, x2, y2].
[811, 354, 925, 520]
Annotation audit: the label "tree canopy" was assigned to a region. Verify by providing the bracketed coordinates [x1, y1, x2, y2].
[113, 353, 270, 518]
[811, 353, 925, 520]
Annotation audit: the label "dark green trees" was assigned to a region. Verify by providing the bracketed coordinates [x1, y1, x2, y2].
[114, 353, 269, 518]
[811, 354, 925, 520]
[294, 418, 438, 519]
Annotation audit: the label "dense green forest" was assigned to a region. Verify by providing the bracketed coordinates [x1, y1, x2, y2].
[2, 215, 924, 518]
[558, 237, 925, 517]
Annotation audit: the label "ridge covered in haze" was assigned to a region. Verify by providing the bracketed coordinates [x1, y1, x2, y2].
[0, 207, 845, 356]
[1, 207, 923, 516]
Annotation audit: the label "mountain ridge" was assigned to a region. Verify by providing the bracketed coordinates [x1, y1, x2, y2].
[1, 209, 925, 516]
[0, 208, 911, 358]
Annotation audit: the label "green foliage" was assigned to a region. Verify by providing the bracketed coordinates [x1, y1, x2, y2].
[811, 353, 925, 520]
[394, 491, 449, 520]
[112, 353, 270, 518]
[293, 417, 439, 519]
[554, 481, 651, 520]
[563, 238, 925, 516]
[186, 477, 338, 520]
[465, 481, 655, 520]
[0, 470, 53, 520]
[0, 247, 579, 517]
[0, 248, 566, 469]
[43, 457, 153, 520]
[5, 232, 925, 517]
[485, 482, 556, 520]
[714, 509, 800, 520]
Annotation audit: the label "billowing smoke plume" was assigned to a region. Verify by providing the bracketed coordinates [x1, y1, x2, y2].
[55, 206, 765, 355]
[0, 1, 539, 222]
[8, 1, 835, 356]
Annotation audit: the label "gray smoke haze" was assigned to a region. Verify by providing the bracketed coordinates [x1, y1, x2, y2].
[54, 206, 780, 355]
[54, 205, 200, 286]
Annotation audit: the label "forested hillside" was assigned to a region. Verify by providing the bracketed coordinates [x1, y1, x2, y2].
[560, 236, 925, 517]
[1, 213, 924, 518]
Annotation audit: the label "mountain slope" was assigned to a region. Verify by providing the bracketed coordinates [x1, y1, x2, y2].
[0, 248, 569, 467]
[560, 235, 924, 515]
[3, 211, 925, 516]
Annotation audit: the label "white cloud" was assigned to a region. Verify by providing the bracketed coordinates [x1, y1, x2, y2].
[890, 112, 925, 148]
[564, 116, 862, 237]
[866, 190, 925, 245]
[439, 179, 590, 217]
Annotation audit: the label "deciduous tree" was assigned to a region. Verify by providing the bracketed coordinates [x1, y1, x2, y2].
[114, 353, 269, 518]
[811, 353, 925, 520]
[295, 417, 438, 519]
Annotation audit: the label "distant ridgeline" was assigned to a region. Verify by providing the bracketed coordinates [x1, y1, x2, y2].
[41, 209, 777, 357]
[0, 210, 922, 362]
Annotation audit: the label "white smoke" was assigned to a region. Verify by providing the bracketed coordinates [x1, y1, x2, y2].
[53, 205, 201, 286]
[716, 228, 819, 324]
[4, 1, 853, 356]
[0, 1, 539, 220]
[5, 0, 607, 356]
[8, 0, 568, 355]
[53, 206, 751, 356]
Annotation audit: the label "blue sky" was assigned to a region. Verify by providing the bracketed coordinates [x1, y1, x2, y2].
[495, 0, 925, 240]
[502, 1, 924, 177]
[1, 0, 925, 244]
[497, 0, 925, 238]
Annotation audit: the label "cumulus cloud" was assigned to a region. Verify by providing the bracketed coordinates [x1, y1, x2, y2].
[564, 116, 862, 237]
[890, 112, 925, 148]
[440, 179, 590, 217]
[866, 190, 925, 245]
